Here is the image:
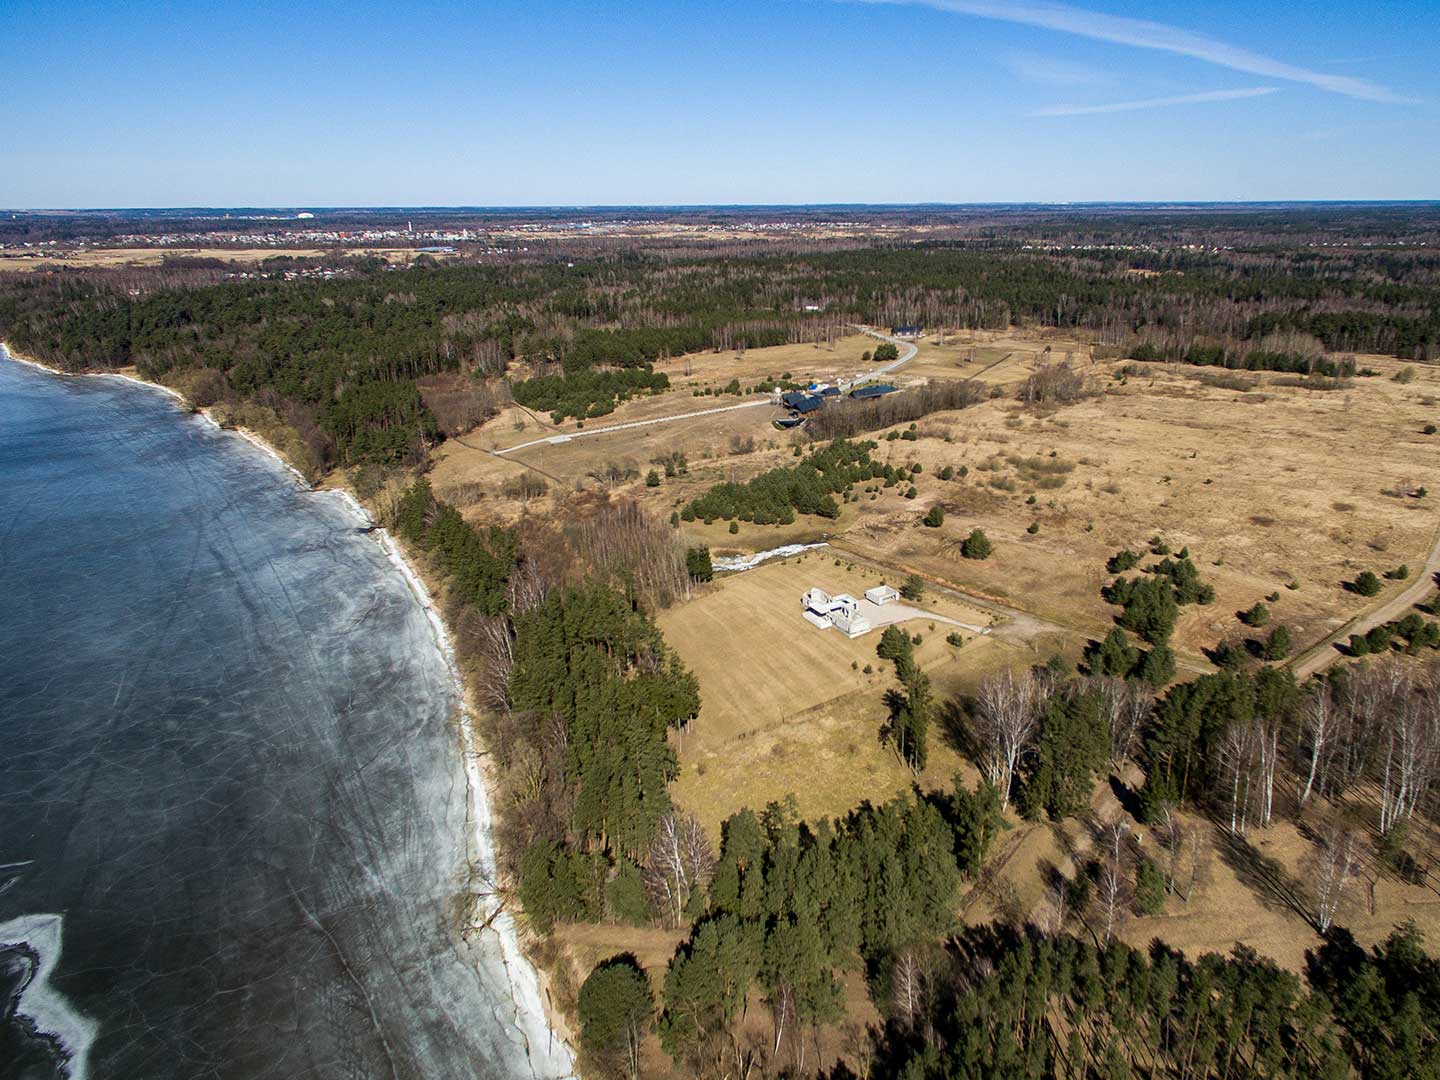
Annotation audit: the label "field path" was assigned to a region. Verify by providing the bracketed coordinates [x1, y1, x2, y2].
[1290, 522, 1440, 679]
[492, 398, 775, 455]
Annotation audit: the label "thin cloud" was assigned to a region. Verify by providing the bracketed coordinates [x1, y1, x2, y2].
[1033, 86, 1279, 117]
[849, 0, 1408, 103]
[1001, 49, 1112, 87]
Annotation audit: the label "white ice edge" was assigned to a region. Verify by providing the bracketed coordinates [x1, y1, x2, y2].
[2, 344, 185, 402]
[1, 343, 309, 487]
[713, 541, 829, 572]
[370, 525, 578, 1080]
[0, 914, 99, 1080]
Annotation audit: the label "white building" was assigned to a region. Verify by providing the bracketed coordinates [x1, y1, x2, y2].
[865, 585, 900, 606]
[828, 594, 871, 637]
[801, 588, 872, 638]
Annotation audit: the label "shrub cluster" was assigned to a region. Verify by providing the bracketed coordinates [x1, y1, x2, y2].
[682, 439, 883, 524]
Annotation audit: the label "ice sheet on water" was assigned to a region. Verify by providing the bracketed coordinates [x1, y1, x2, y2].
[0, 355, 572, 1079]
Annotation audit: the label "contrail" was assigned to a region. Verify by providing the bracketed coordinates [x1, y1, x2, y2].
[1032, 86, 1280, 117]
[848, 0, 1408, 103]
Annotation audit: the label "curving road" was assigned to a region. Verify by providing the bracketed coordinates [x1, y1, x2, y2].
[849, 326, 919, 384]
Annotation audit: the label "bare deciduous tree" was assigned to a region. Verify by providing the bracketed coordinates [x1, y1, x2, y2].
[1312, 824, 1359, 933]
[472, 613, 515, 713]
[1377, 664, 1439, 835]
[1093, 856, 1130, 944]
[1297, 684, 1337, 808]
[972, 668, 1042, 811]
[1220, 714, 1281, 834]
[567, 499, 690, 610]
[645, 812, 714, 926]
[1091, 675, 1150, 766]
[1153, 803, 1207, 904]
[891, 949, 926, 1032]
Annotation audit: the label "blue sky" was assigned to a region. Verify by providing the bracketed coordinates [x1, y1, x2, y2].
[2, 0, 1436, 206]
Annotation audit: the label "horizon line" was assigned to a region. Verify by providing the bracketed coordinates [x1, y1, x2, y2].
[6, 199, 1440, 214]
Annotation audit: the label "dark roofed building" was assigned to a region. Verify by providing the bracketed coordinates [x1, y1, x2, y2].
[850, 384, 898, 400]
[891, 325, 922, 337]
[791, 394, 824, 413]
[819, 386, 841, 397]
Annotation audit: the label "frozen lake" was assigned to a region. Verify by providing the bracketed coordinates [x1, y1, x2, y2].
[0, 353, 570, 1079]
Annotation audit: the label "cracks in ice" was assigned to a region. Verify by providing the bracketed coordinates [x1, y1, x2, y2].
[367, 523, 577, 1079]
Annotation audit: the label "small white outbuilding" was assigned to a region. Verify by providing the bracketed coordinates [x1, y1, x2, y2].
[865, 585, 900, 606]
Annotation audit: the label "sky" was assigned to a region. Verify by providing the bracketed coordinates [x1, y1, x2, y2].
[1, 0, 1437, 206]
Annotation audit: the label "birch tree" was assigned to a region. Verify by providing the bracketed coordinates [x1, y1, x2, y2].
[1377, 665, 1438, 835]
[973, 668, 1041, 811]
[891, 949, 926, 1031]
[1312, 825, 1359, 934]
[1093, 856, 1130, 944]
[1297, 683, 1337, 808]
[645, 812, 714, 926]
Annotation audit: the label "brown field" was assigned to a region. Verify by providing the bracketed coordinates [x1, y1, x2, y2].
[0, 246, 430, 271]
[965, 769, 1440, 975]
[653, 334, 882, 391]
[440, 333, 1440, 671]
[896, 327, 1098, 384]
[658, 555, 1014, 837]
[812, 353, 1440, 662]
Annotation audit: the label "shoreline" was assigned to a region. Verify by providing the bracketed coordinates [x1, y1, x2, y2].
[370, 526, 578, 1077]
[0, 343, 315, 487]
[0, 342, 578, 1078]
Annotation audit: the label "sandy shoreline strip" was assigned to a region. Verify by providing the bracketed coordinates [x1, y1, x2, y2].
[1, 341, 577, 1078]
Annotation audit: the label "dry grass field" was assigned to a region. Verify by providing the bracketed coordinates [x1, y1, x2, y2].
[897, 327, 1096, 384]
[657, 555, 1014, 837]
[816, 355, 1440, 662]
[964, 772, 1440, 975]
[653, 334, 882, 391]
[439, 333, 1440, 672]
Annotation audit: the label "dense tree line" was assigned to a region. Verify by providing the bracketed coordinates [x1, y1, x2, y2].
[657, 787, 1002, 1074]
[865, 920, 1440, 1079]
[511, 366, 670, 421]
[804, 380, 987, 441]
[682, 439, 887, 524]
[7, 218, 1440, 464]
[1130, 340, 1362, 376]
[505, 584, 701, 932]
[393, 478, 519, 614]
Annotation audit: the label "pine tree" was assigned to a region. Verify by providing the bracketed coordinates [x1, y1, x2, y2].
[579, 956, 655, 1080]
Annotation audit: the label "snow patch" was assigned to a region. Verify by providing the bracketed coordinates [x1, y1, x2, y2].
[713, 542, 829, 573]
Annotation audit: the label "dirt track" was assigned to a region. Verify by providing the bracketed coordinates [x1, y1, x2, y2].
[1290, 519, 1440, 679]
